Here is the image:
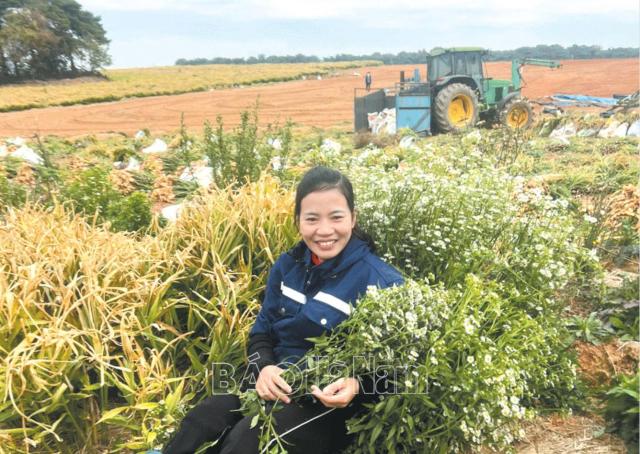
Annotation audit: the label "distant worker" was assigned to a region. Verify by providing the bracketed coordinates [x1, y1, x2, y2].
[364, 72, 372, 91]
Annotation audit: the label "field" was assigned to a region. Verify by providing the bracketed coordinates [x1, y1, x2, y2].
[0, 61, 379, 112]
[0, 58, 636, 137]
[0, 61, 638, 453]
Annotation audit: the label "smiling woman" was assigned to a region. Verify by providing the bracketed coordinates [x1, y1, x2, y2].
[161, 167, 404, 454]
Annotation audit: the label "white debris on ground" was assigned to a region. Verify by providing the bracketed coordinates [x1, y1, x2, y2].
[10, 145, 44, 165]
[125, 157, 141, 171]
[7, 137, 26, 147]
[179, 165, 213, 188]
[399, 135, 416, 149]
[134, 130, 146, 140]
[352, 71, 361, 76]
[612, 122, 629, 137]
[597, 121, 621, 138]
[549, 122, 577, 138]
[270, 156, 283, 171]
[267, 137, 283, 150]
[320, 139, 342, 154]
[161, 204, 183, 222]
[626, 119, 640, 136]
[142, 138, 168, 154]
[368, 108, 396, 135]
[577, 128, 598, 137]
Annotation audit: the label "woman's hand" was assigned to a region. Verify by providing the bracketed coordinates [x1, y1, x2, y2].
[310, 377, 359, 408]
[256, 365, 292, 403]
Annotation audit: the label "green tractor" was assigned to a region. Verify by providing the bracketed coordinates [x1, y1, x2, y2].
[427, 47, 561, 132]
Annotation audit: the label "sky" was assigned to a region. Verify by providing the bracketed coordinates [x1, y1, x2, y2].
[77, 0, 639, 68]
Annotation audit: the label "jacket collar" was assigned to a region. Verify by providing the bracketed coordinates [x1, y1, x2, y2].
[288, 237, 370, 275]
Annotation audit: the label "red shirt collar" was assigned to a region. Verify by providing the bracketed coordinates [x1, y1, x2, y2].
[311, 253, 324, 266]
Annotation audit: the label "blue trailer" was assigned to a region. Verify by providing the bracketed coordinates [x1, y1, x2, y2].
[395, 82, 431, 134]
[354, 69, 432, 135]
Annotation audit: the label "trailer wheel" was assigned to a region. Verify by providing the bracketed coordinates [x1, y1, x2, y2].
[433, 83, 479, 133]
[501, 99, 534, 129]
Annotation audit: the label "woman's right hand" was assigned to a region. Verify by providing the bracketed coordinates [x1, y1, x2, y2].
[256, 365, 292, 404]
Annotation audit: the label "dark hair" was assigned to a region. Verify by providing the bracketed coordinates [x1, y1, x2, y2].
[294, 166, 376, 252]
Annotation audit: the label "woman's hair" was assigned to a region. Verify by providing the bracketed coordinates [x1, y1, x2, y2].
[294, 166, 376, 252]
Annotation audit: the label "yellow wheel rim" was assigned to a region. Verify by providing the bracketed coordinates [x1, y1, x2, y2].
[506, 106, 529, 128]
[448, 94, 474, 126]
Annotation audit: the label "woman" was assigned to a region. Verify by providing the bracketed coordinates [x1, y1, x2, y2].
[163, 166, 404, 454]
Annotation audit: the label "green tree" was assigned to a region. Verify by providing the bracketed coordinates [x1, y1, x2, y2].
[0, 0, 110, 80]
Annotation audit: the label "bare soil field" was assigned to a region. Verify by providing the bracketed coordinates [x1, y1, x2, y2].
[0, 59, 636, 137]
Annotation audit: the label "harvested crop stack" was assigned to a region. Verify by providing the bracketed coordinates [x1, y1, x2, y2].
[144, 155, 164, 176]
[68, 155, 90, 173]
[606, 185, 640, 232]
[151, 174, 175, 203]
[109, 169, 136, 194]
[15, 163, 35, 186]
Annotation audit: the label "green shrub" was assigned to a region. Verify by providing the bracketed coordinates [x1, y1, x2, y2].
[565, 313, 612, 345]
[107, 191, 153, 232]
[600, 276, 640, 341]
[62, 166, 121, 218]
[604, 372, 639, 453]
[0, 174, 27, 208]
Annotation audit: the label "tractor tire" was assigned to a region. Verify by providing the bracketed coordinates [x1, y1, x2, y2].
[433, 83, 479, 133]
[501, 98, 534, 129]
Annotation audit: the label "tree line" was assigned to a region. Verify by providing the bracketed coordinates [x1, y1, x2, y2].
[0, 0, 110, 83]
[176, 44, 638, 66]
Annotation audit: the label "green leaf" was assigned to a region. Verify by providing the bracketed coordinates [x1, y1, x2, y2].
[97, 406, 128, 424]
[250, 414, 260, 429]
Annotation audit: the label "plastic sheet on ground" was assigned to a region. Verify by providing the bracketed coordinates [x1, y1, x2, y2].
[7, 137, 26, 147]
[161, 204, 183, 221]
[142, 138, 168, 154]
[626, 120, 640, 137]
[320, 139, 342, 154]
[270, 156, 283, 171]
[549, 122, 576, 138]
[11, 145, 44, 165]
[368, 108, 396, 135]
[179, 165, 213, 188]
[613, 123, 629, 137]
[577, 128, 598, 137]
[399, 135, 416, 149]
[267, 137, 282, 150]
[551, 94, 619, 107]
[125, 157, 141, 171]
[597, 121, 621, 138]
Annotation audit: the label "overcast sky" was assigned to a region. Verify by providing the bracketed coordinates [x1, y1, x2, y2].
[77, 0, 639, 68]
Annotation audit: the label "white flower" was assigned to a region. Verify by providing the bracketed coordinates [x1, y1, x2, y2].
[583, 214, 597, 224]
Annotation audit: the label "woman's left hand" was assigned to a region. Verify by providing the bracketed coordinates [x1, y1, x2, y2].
[310, 377, 359, 408]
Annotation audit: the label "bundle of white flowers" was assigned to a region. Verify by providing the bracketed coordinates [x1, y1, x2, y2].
[240, 277, 577, 453]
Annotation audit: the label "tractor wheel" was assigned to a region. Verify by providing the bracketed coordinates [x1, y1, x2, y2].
[501, 99, 534, 129]
[433, 83, 479, 133]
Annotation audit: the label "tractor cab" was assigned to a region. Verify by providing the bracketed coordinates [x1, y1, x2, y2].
[427, 47, 486, 96]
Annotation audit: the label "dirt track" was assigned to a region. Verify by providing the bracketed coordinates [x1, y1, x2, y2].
[0, 59, 636, 137]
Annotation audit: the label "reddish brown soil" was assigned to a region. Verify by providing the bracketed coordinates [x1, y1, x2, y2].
[575, 340, 640, 387]
[513, 413, 627, 453]
[0, 59, 636, 138]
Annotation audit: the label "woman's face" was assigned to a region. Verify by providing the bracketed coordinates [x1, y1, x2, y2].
[298, 188, 356, 261]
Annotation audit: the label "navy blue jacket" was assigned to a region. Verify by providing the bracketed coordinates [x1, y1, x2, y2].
[248, 237, 404, 368]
